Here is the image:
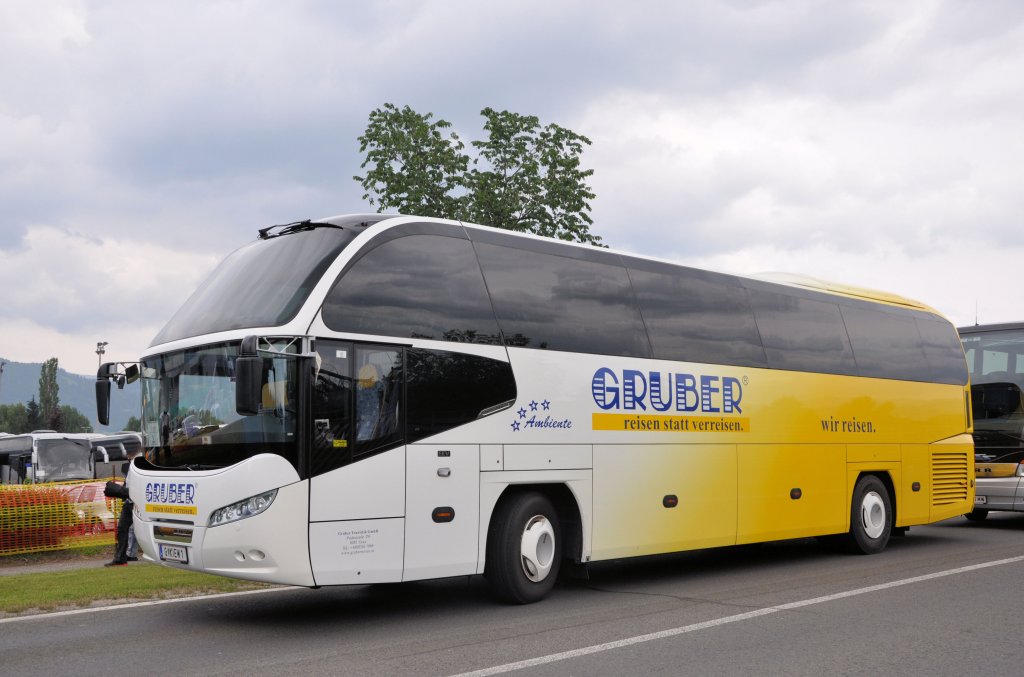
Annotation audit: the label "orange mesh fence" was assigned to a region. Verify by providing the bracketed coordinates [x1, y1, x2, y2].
[0, 479, 124, 557]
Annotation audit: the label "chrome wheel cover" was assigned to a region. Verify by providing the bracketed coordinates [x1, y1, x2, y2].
[520, 514, 556, 582]
[860, 490, 886, 539]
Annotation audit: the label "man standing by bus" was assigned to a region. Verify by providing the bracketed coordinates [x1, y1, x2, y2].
[103, 449, 141, 566]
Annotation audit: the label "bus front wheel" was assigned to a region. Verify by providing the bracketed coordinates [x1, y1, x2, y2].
[845, 475, 893, 554]
[486, 492, 562, 604]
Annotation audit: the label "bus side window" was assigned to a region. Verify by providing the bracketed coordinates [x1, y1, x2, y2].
[310, 340, 353, 476]
[748, 287, 857, 376]
[354, 347, 403, 458]
[321, 233, 501, 344]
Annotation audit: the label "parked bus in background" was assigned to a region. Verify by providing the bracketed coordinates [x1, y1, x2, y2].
[0, 432, 94, 484]
[959, 322, 1024, 521]
[97, 214, 974, 603]
[89, 432, 143, 479]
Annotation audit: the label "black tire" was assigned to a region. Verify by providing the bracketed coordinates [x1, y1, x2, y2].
[964, 508, 989, 522]
[843, 475, 893, 554]
[485, 492, 562, 604]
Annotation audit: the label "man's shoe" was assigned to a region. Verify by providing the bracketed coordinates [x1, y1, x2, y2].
[104, 561, 127, 567]
[126, 556, 138, 562]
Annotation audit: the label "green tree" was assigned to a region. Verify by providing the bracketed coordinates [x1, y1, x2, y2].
[38, 357, 60, 429]
[355, 104, 602, 245]
[0, 403, 29, 434]
[59, 405, 92, 433]
[26, 397, 41, 431]
[47, 407, 65, 432]
[124, 415, 142, 432]
[354, 103, 468, 219]
[466, 108, 600, 245]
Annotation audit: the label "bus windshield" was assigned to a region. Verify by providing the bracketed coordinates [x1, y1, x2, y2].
[35, 438, 92, 482]
[961, 328, 1024, 460]
[140, 341, 300, 471]
[150, 226, 359, 346]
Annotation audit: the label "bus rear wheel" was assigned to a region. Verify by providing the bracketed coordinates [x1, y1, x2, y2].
[486, 492, 562, 604]
[844, 475, 893, 554]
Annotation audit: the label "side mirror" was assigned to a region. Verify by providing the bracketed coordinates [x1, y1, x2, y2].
[235, 335, 264, 416]
[96, 363, 114, 426]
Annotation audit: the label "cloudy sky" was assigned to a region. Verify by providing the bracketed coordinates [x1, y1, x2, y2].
[2, 0, 1023, 376]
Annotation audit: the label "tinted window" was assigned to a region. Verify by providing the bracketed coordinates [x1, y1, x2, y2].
[842, 306, 931, 381]
[961, 329, 1024, 385]
[152, 228, 357, 346]
[354, 348, 403, 456]
[311, 340, 353, 475]
[475, 243, 651, 357]
[406, 349, 517, 443]
[322, 234, 502, 344]
[628, 266, 766, 367]
[0, 438, 31, 454]
[917, 318, 968, 385]
[749, 288, 857, 374]
[310, 342, 403, 475]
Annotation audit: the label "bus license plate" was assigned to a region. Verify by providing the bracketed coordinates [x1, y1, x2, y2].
[975, 496, 987, 505]
[159, 543, 189, 563]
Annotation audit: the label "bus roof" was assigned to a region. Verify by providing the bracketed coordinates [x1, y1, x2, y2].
[314, 213, 943, 315]
[750, 272, 937, 313]
[958, 321, 1024, 335]
[146, 212, 960, 358]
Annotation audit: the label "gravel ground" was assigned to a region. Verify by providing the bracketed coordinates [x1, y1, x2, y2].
[0, 549, 120, 576]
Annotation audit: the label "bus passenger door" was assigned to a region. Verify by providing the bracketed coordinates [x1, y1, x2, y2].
[308, 342, 407, 585]
[403, 443, 480, 581]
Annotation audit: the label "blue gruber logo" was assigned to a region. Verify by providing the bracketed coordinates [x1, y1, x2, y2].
[591, 367, 749, 433]
[145, 482, 196, 505]
[591, 367, 742, 413]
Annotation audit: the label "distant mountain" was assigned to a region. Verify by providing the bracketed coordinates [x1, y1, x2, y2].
[0, 358, 139, 432]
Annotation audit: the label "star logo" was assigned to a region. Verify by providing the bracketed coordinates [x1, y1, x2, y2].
[511, 421, 521, 432]
[517, 407, 527, 419]
[542, 399, 551, 410]
[530, 400, 539, 411]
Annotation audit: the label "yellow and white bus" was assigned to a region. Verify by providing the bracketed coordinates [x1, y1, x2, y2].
[97, 214, 973, 603]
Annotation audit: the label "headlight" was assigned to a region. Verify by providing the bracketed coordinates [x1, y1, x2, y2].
[208, 489, 278, 527]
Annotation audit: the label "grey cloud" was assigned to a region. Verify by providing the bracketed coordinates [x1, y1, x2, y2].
[4, 0, 1024, 372]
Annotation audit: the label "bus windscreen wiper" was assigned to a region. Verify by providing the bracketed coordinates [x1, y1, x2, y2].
[258, 220, 345, 240]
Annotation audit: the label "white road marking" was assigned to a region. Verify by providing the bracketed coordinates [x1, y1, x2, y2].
[450, 554, 1024, 677]
[0, 586, 299, 624]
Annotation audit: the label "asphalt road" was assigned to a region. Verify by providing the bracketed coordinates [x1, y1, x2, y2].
[3, 514, 1024, 677]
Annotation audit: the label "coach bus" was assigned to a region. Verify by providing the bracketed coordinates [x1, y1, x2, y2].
[89, 432, 144, 478]
[0, 431, 95, 484]
[96, 214, 973, 603]
[959, 322, 1024, 520]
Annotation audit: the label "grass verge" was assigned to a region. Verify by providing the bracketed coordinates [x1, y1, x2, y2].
[0, 562, 271, 615]
[1, 543, 111, 564]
